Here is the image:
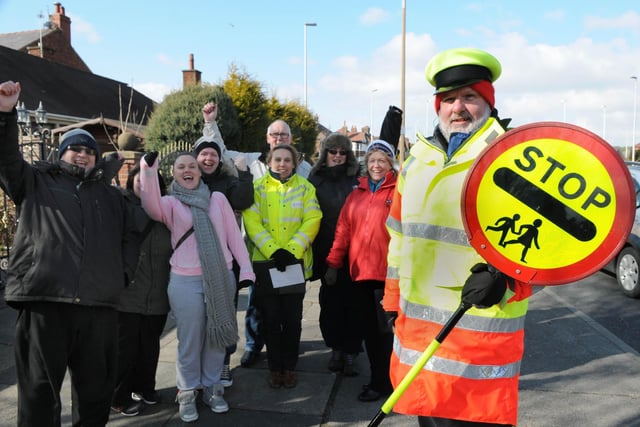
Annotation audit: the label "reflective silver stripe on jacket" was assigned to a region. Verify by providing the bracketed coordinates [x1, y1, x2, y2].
[400, 297, 526, 333]
[281, 216, 302, 224]
[402, 223, 471, 246]
[253, 230, 272, 249]
[400, 155, 416, 179]
[386, 265, 399, 280]
[292, 233, 313, 248]
[386, 215, 401, 233]
[393, 340, 521, 379]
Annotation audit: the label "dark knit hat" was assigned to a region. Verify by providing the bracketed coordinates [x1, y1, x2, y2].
[435, 80, 495, 112]
[193, 136, 222, 158]
[58, 129, 100, 159]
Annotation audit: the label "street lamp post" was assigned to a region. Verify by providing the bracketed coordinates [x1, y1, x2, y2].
[303, 22, 317, 107]
[632, 76, 638, 162]
[399, 0, 406, 163]
[16, 101, 50, 162]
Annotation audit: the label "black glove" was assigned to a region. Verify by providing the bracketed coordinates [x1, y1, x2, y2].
[461, 263, 507, 308]
[238, 279, 254, 290]
[143, 151, 159, 166]
[101, 152, 124, 183]
[379, 105, 403, 149]
[385, 311, 398, 328]
[271, 249, 296, 272]
[324, 267, 338, 286]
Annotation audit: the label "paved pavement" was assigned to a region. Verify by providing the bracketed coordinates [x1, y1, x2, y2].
[0, 279, 639, 426]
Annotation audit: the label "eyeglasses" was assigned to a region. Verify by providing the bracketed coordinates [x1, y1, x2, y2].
[67, 146, 96, 156]
[327, 149, 347, 156]
[268, 132, 290, 138]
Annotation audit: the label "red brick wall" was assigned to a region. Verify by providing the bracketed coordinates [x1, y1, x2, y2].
[41, 31, 91, 72]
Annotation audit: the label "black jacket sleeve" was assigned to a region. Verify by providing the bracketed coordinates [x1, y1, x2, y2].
[225, 168, 255, 211]
[0, 110, 32, 204]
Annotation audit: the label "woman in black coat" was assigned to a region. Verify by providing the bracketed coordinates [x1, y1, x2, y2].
[308, 133, 362, 375]
[111, 165, 173, 416]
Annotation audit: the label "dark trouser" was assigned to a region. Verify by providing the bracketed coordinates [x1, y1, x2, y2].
[418, 417, 513, 427]
[15, 301, 117, 427]
[224, 286, 240, 364]
[112, 311, 168, 406]
[256, 292, 305, 372]
[319, 267, 363, 354]
[355, 281, 393, 394]
[225, 261, 241, 364]
[244, 283, 264, 353]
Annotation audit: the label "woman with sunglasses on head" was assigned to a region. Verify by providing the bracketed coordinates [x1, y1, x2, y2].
[308, 133, 362, 376]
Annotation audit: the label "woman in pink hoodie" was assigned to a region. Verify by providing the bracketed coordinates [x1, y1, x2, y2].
[140, 152, 254, 423]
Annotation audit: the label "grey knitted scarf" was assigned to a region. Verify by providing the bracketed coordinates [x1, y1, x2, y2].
[170, 180, 238, 349]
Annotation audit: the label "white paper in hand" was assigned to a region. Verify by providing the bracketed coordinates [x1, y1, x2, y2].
[269, 263, 305, 288]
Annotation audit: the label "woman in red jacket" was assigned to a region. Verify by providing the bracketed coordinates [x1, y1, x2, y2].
[324, 140, 397, 402]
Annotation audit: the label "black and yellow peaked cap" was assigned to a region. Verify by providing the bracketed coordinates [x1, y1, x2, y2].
[425, 47, 502, 94]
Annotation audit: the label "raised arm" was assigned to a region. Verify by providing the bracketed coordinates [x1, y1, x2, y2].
[139, 153, 166, 224]
[0, 81, 32, 204]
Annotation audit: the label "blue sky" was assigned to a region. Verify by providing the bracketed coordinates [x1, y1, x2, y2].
[1, 1, 640, 150]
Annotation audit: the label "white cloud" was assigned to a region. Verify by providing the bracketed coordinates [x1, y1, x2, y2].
[312, 32, 435, 133]
[359, 8, 389, 26]
[585, 10, 640, 33]
[67, 15, 101, 43]
[544, 9, 565, 22]
[311, 19, 640, 148]
[134, 82, 174, 103]
[156, 53, 174, 65]
[485, 33, 640, 147]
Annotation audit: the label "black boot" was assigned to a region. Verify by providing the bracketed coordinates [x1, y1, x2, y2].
[327, 349, 344, 372]
[343, 353, 358, 377]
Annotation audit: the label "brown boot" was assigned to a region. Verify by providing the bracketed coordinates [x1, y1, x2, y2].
[268, 371, 283, 389]
[282, 370, 298, 388]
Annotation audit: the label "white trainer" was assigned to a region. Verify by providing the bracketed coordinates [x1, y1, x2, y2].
[204, 384, 229, 413]
[176, 389, 198, 422]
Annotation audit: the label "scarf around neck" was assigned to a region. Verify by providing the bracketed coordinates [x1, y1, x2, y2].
[447, 132, 470, 157]
[170, 180, 238, 349]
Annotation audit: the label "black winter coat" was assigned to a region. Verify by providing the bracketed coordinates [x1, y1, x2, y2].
[116, 191, 172, 315]
[202, 162, 254, 211]
[0, 110, 138, 309]
[308, 163, 359, 281]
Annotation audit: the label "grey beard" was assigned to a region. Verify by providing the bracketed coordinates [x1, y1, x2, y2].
[440, 107, 491, 142]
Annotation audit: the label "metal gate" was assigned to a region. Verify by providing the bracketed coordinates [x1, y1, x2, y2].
[0, 133, 55, 288]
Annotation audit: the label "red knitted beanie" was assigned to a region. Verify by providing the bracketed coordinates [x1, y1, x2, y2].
[434, 80, 495, 113]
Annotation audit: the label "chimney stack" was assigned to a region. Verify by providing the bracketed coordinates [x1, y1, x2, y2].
[182, 53, 202, 88]
[51, 2, 71, 45]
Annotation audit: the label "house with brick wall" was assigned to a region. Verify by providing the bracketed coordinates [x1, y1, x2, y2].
[0, 2, 154, 162]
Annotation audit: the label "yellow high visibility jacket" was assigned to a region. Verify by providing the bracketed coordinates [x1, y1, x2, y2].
[383, 117, 532, 425]
[243, 172, 322, 279]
